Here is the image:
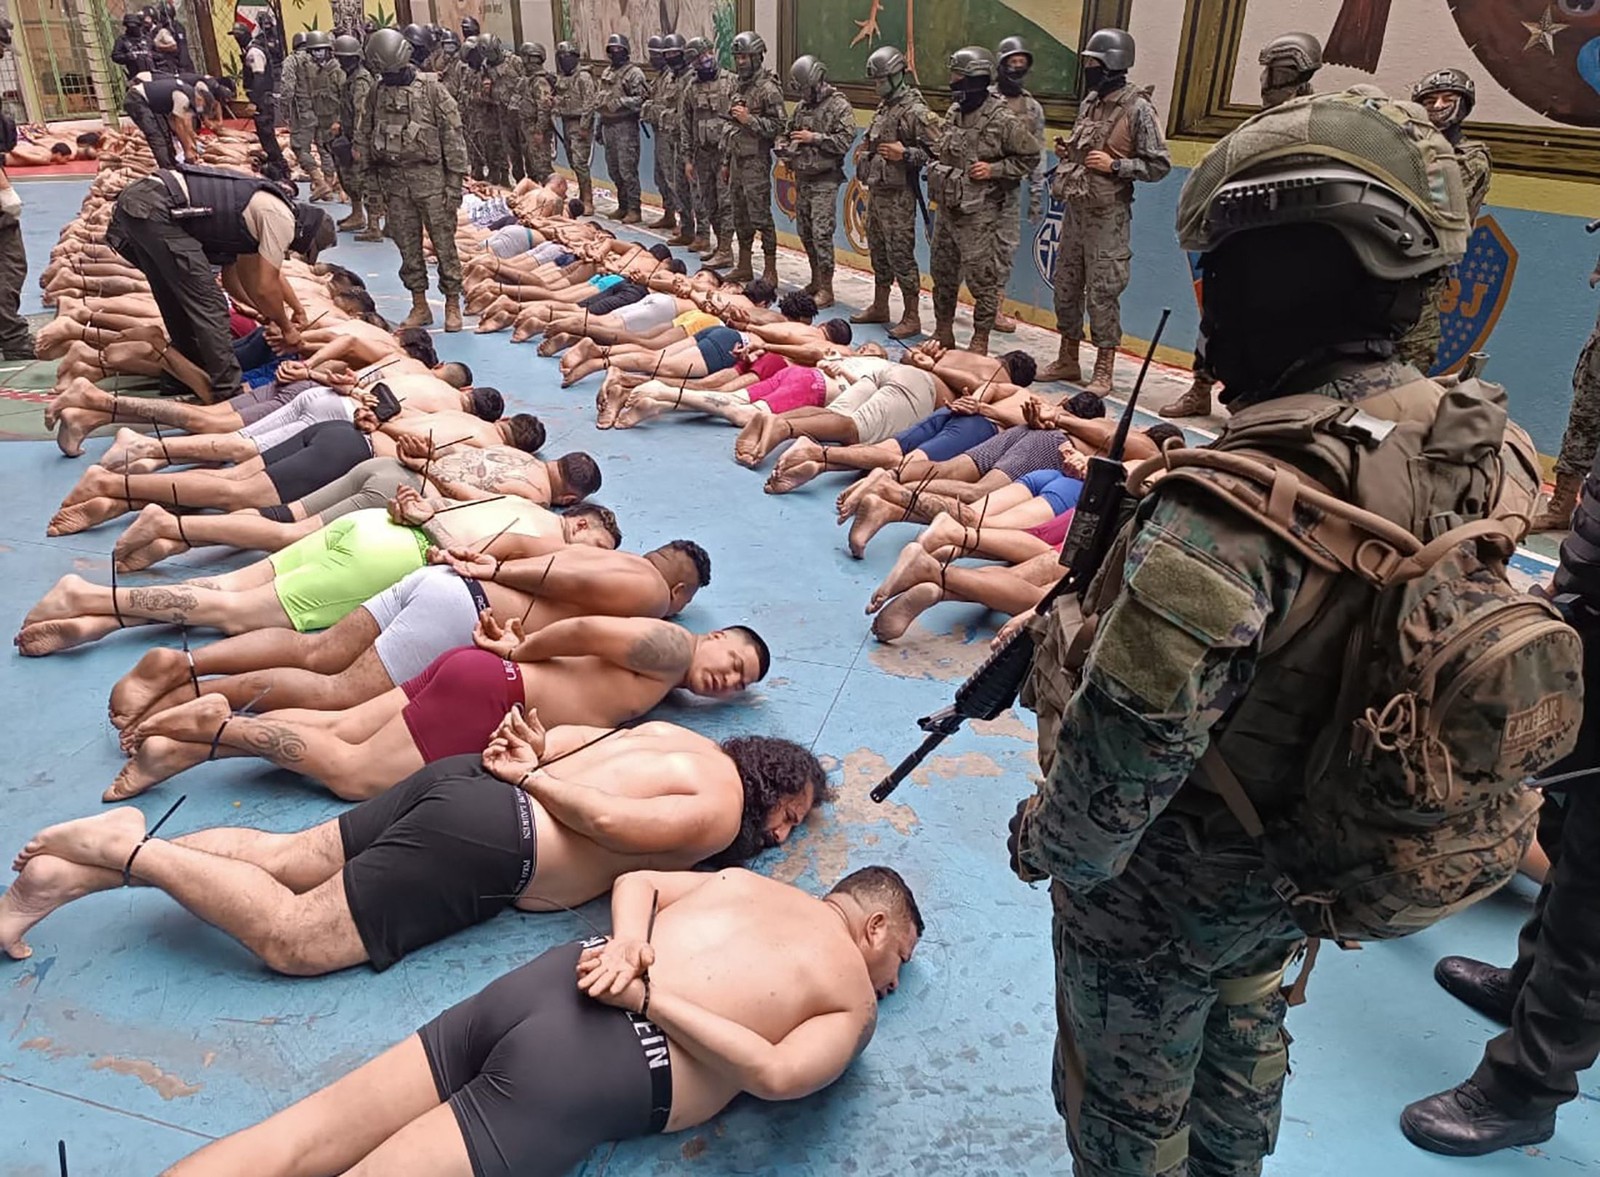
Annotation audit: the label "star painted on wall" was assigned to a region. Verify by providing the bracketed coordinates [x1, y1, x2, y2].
[1522, 6, 1569, 54]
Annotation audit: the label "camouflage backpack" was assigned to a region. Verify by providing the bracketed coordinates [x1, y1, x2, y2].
[1061, 374, 1583, 942]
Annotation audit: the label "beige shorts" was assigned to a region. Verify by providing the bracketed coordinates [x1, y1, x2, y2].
[834, 369, 937, 444]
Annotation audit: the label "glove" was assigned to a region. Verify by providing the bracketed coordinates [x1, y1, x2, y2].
[1007, 794, 1049, 884]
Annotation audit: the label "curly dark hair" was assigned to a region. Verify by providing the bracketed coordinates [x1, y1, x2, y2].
[702, 736, 829, 868]
[1143, 422, 1186, 451]
[778, 290, 817, 321]
[660, 538, 711, 588]
[563, 502, 622, 546]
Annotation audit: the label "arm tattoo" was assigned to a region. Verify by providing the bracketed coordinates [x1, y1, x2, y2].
[126, 586, 198, 622]
[624, 625, 694, 674]
[233, 720, 308, 764]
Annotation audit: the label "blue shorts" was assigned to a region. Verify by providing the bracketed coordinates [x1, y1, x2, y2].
[892, 409, 1000, 461]
[694, 326, 743, 373]
[588, 273, 625, 292]
[1018, 469, 1085, 516]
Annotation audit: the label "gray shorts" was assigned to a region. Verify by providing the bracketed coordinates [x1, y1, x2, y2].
[966, 426, 1070, 479]
[368, 565, 490, 684]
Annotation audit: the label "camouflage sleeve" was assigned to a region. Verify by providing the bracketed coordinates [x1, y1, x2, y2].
[817, 93, 858, 158]
[280, 55, 298, 104]
[1020, 483, 1308, 889]
[903, 101, 940, 170]
[619, 65, 647, 113]
[1115, 98, 1172, 185]
[1460, 143, 1492, 220]
[747, 77, 787, 140]
[578, 72, 598, 115]
[436, 86, 470, 178]
[990, 109, 1043, 182]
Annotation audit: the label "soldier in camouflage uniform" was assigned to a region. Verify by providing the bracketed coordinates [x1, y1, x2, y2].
[457, 28, 486, 181]
[469, 37, 513, 188]
[1041, 28, 1170, 394]
[725, 32, 786, 285]
[595, 33, 648, 223]
[517, 43, 556, 185]
[331, 35, 375, 231]
[1396, 68, 1494, 376]
[781, 55, 855, 307]
[663, 34, 698, 246]
[1532, 277, 1600, 531]
[491, 40, 527, 183]
[360, 29, 469, 331]
[681, 38, 736, 266]
[1011, 91, 1476, 1177]
[926, 47, 1040, 357]
[308, 34, 348, 203]
[1161, 31, 1324, 420]
[853, 46, 939, 340]
[991, 36, 1045, 335]
[282, 34, 332, 199]
[552, 42, 597, 214]
[643, 35, 679, 231]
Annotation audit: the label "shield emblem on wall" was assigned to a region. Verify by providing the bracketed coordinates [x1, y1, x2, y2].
[1435, 215, 1518, 376]
[1032, 195, 1063, 286]
[774, 160, 798, 223]
[843, 178, 871, 255]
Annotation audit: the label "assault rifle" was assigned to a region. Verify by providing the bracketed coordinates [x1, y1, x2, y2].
[871, 308, 1173, 802]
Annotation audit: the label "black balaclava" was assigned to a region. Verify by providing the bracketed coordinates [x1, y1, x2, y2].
[694, 52, 718, 81]
[952, 75, 990, 113]
[381, 65, 417, 87]
[557, 49, 579, 76]
[997, 59, 1029, 97]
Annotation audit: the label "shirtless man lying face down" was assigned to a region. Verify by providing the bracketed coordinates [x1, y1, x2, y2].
[1, 712, 828, 977]
[107, 614, 770, 801]
[153, 864, 919, 1177]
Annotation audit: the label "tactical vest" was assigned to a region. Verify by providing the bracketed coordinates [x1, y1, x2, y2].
[486, 61, 520, 108]
[859, 88, 931, 190]
[926, 95, 1017, 215]
[311, 61, 343, 124]
[1054, 84, 1147, 206]
[787, 89, 853, 178]
[520, 72, 554, 123]
[165, 163, 295, 264]
[368, 79, 444, 167]
[596, 63, 644, 121]
[644, 68, 676, 130]
[136, 76, 192, 115]
[686, 74, 735, 152]
[1024, 374, 1577, 942]
[727, 70, 781, 157]
[551, 69, 591, 118]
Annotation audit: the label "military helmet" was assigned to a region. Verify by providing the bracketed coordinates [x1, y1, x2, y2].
[463, 35, 484, 69]
[685, 35, 711, 58]
[663, 33, 686, 54]
[1258, 31, 1323, 75]
[230, 21, 251, 43]
[606, 32, 630, 51]
[996, 35, 1032, 71]
[948, 46, 995, 78]
[123, 12, 144, 29]
[332, 34, 361, 59]
[440, 30, 460, 50]
[461, 16, 480, 38]
[1413, 67, 1476, 120]
[646, 33, 665, 51]
[364, 27, 413, 73]
[302, 30, 332, 50]
[556, 39, 579, 56]
[789, 54, 827, 93]
[291, 32, 307, 51]
[483, 33, 505, 63]
[866, 45, 907, 78]
[1082, 27, 1135, 72]
[1177, 88, 1470, 280]
[518, 41, 544, 64]
[732, 31, 766, 56]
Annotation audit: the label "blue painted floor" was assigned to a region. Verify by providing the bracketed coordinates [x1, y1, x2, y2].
[0, 179, 1594, 1176]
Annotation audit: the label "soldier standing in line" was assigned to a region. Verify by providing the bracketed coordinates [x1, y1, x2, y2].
[489, 37, 526, 185]
[644, 35, 679, 231]
[0, 18, 33, 361]
[470, 37, 512, 188]
[332, 35, 374, 233]
[309, 33, 348, 203]
[725, 32, 786, 285]
[281, 34, 322, 193]
[595, 33, 649, 223]
[990, 36, 1046, 336]
[681, 37, 736, 266]
[663, 33, 697, 246]
[230, 21, 291, 182]
[552, 41, 597, 214]
[781, 55, 855, 307]
[1160, 30, 1323, 419]
[458, 34, 486, 182]
[1039, 28, 1170, 394]
[852, 46, 939, 339]
[359, 28, 468, 331]
[1395, 68, 1494, 376]
[925, 47, 1040, 356]
[518, 43, 556, 185]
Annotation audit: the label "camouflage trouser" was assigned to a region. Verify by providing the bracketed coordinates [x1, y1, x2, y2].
[500, 107, 526, 181]
[376, 165, 463, 296]
[652, 127, 677, 215]
[600, 117, 642, 216]
[1053, 198, 1133, 348]
[691, 145, 730, 244]
[794, 175, 841, 286]
[1051, 817, 1305, 1177]
[994, 182, 1028, 310]
[524, 120, 554, 184]
[865, 184, 920, 304]
[315, 125, 341, 192]
[729, 151, 775, 254]
[1395, 275, 1446, 374]
[0, 213, 33, 357]
[561, 115, 593, 193]
[470, 103, 507, 187]
[1556, 327, 1600, 476]
[673, 146, 697, 237]
[288, 110, 321, 174]
[931, 200, 1004, 333]
[462, 102, 485, 178]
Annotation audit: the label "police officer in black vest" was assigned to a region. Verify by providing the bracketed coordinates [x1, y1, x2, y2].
[123, 70, 200, 168]
[231, 21, 290, 181]
[1401, 458, 1600, 1155]
[112, 12, 153, 80]
[106, 165, 334, 402]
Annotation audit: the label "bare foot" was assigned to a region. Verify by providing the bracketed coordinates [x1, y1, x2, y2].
[23, 574, 90, 626]
[735, 413, 791, 469]
[14, 616, 125, 657]
[47, 495, 130, 537]
[0, 855, 118, 960]
[848, 495, 905, 559]
[104, 735, 211, 802]
[475, 307, 516, 334]
[871, 583, 945, 642]
[537, 332, 577, 358]
[55, 407, 111, 458]
[596, 377, 631, 428]
[15, 807, 147, 873]
[109, 645, 194, 731]
[562, 356, 608, 387]
[766, 438, 828, 494]
[113, 504, 191, 572]
[837, 467, 890, 522]
[100, 427, 155, 472]
[868, 544, 944, 613]
[613, 391, 668, 429]
[129, 693, 232, 752]
[561, 336, 598, 372]
[44, 376, 95, 428]
[921, 512, 972, 555]
[510, 312, 548, 343]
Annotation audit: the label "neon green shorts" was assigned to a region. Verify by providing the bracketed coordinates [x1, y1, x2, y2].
[269, 509, 432, 631]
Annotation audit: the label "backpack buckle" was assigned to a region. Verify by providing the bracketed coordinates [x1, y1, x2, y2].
[1327, 408, 1396, 447]
[1272, 874, 1302, 905]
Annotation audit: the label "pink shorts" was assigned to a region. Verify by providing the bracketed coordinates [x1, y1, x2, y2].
[749, 365, 826, 414]
[1027, 508, 1074, 550]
